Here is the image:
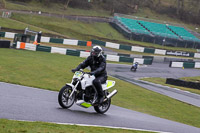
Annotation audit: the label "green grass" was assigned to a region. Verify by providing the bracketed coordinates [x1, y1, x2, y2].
[0, 48, 200, 128]
[180, 76, 200, 82]
[0, 17, 69, 37]
[4, 0, 110, 17]
[0, 119, 149, 133]
[9, 13, 125, 41]
[141, 77, 200, 95]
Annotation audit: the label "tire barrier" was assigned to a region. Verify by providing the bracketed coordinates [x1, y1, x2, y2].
[166, 78, 200, 90]
[16, 42, 153, 65]
[169, 61, 200, 69]
[0, 40, 10, 48]
[1, 31, 200, 59]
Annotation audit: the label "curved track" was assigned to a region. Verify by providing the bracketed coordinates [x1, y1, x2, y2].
[0, 82, 200, 133]
[0, 63, 200, 133]
[107, 63, 200, 107]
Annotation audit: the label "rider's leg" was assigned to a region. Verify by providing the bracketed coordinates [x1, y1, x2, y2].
[93, 76, 107, 104]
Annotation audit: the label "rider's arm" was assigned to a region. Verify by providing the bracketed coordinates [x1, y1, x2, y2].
[75, 56, 90, 70]
[92, 61, 106, 76]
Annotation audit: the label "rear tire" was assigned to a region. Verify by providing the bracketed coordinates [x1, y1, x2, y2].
[94, 98, 111, 114]
[58, 85, 75, 109]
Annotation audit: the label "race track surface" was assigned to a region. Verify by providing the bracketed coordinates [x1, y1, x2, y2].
[0, 82, 200, 133]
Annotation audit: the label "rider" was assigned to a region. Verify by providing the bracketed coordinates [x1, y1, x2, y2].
[72, 45, 107, 104]
[132, 62, 138, 69]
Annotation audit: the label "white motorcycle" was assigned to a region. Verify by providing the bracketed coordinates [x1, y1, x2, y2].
[58, 70, 118, 114]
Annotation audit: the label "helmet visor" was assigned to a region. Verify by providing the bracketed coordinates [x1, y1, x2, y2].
[91, 51, 99, 57]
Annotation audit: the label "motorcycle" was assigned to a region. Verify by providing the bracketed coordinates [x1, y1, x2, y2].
[130, 63, 138, 72]
[130, 65, 137, 72]
[58, 70, 118, 114]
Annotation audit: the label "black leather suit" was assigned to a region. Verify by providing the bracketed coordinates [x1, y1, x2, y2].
[75, 55, 107, 102]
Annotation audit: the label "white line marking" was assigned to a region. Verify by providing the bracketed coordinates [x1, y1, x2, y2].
[8, 119, 172, 133]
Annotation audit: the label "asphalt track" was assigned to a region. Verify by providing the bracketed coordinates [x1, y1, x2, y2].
[0, 62, 200, 133]
[107, 63, 200, 107]
[0, 82, 200, 133]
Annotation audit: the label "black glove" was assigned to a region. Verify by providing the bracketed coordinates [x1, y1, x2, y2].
[72, 68, 78, 73]
[88, 72, 95, 75]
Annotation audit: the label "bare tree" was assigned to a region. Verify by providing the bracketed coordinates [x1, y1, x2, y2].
[64, 0, 73, 10]
[176, 0, 184, 15]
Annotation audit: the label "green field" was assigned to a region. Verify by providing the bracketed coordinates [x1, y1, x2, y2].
[0, 119, 151, 133]
[141, 77, 200, 95]
[0, 48, 200, 128]
[4, 0, 110, 17]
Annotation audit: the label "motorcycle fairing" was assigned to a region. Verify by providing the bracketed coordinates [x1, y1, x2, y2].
[102, 80, 115, 90]
[65, 83, 75, 89]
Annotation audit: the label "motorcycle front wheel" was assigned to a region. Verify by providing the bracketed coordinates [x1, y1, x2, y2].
[94, 98, 111, 114]
[58, 85, 75, 109]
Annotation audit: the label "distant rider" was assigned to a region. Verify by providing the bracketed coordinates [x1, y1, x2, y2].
[132, 62, 138, 69]
[72, 45, 107, 104]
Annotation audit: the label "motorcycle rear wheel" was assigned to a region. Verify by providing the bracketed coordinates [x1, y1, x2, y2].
[94, 98, 111, 114]
[58, 85, 75, 109]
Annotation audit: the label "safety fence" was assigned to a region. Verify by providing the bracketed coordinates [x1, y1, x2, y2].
[91, 39, 200, 58]
[1, 31, 200, 59]
[166, 78, 200, 90]
[16, 42, 153, 65]
[169, 61, 200, 69]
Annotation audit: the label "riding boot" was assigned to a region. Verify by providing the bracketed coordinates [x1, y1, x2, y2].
[96, 81, 104, 104]
[98, 93, 104, 104]
[93, 76, 107, 104]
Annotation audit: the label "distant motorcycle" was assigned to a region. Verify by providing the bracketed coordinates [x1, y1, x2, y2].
[58, 70, 117, 114]
[130, 62, 138, 72]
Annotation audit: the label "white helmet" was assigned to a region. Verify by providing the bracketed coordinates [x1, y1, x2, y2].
[91, 45, 103, 57]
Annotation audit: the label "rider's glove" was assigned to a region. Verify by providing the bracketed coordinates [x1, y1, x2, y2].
[71, 68, 78, 73]
[88, 72, 95, 75]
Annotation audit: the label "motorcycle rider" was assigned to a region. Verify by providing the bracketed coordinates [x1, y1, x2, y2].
[72, 45, 107, 104]
[131, 62, 138, 71]
[133, 62, 138, 69]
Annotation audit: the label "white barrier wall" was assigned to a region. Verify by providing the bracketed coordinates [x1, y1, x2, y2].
[41, 36, 50, 43]
[133, 58, 144, 64]
[25, 43, 36, 51]
[51, 47, 66, 55]
[16, 42, 21, 49]
[131, 46, 145, 52]
[106, 55, 119, 62]
[5, 32, 16, 38]
[104, 51, 118, 55]
[171, 62, 184, 67]
[63, 39, 78, 45]
[80, 51, 90, 58]
[194, 62, 200, 68]
[105, 42, 120, 49]
[155, 49, 166, 55]
[194, 53, 200, 58]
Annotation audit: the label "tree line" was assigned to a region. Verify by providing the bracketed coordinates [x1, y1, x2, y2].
[7, 0, 200, 25]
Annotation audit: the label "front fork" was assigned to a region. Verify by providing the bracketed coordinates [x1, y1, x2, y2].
[69, 81, 79, 99]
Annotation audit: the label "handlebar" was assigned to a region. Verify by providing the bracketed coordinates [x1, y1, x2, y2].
[73, 69, 91, 75]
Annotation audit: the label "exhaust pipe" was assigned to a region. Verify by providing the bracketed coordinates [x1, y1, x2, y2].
[106, 89, 118, 99]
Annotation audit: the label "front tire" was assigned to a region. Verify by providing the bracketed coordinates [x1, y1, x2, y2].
[58, 85, 75, 109]
[94, 99, 111, 114]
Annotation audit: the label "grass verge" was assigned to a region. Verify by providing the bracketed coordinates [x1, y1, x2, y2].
[0, 119, 150, 133]
[140, 77, 200, 95]
[0, 48, 200, 127]
[4, 0, 110, 17]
